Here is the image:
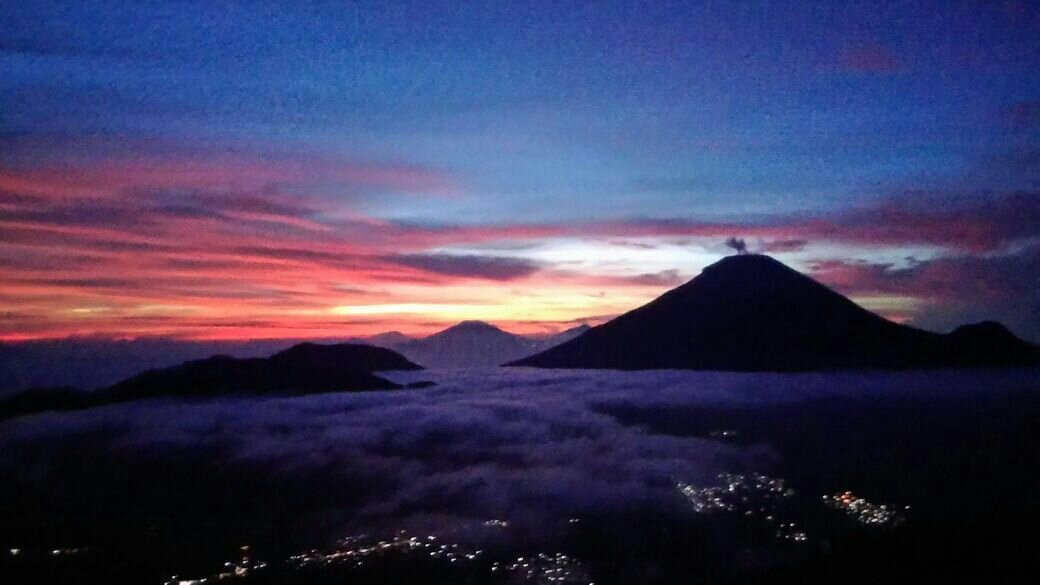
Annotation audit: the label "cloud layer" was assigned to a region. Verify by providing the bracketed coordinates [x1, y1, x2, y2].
[0, 370, 781, 545]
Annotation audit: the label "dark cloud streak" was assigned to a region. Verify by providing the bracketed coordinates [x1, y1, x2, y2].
[388, 254, 543, 281]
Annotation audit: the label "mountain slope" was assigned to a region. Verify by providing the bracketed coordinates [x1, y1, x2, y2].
[1, 343, 422, 420]
[105, 342, 420, 399]
[507, 254, 1040, 371]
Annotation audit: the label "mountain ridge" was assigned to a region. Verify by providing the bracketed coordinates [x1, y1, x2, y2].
[0, 343, 423, 421]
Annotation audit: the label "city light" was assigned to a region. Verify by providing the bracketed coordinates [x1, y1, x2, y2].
[823, 491, 907, 527]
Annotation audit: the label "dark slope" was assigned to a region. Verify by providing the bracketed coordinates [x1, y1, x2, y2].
[508, 254, 1040, 371]
[1, 343, 422, 420]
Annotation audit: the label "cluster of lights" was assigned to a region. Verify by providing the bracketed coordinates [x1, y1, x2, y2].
[18, 489, 912, 585]
[491, 552, 594, 584]
[288, 531, 484, 569]
[676, 473, 795, 514]
[427, 539, 484, 563]
[5, 547, 88, 558]
[50, 547, 88, 556]
[6, 545, 90, 553]
[708, 429, 739, 439]
[822, 491, 906, 527]
[775, 522, 808, 542]
[677, 473, 811, 543]
[163, 546, 266, 585]
[288, 533, 595, 584]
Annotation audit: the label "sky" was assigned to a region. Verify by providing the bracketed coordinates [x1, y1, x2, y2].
[1, 0, 1039, 342]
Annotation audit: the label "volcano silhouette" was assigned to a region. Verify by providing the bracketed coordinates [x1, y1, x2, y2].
[507, 254, 1039, 371]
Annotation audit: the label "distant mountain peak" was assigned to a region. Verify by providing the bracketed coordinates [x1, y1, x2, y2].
[431, 320, 514, 340]
[364, 331, 413, 346]
[448, 320, 502, 332]
[384, 321, 597, 368]
[392, 320, 528, 368]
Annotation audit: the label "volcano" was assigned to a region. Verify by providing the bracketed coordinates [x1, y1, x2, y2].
[507, 254, 1039, 371]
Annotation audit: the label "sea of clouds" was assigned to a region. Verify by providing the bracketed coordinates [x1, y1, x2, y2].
[1, 367, 1037, 548]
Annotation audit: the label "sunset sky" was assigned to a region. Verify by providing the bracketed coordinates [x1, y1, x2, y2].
[2, 1, 1039, 342]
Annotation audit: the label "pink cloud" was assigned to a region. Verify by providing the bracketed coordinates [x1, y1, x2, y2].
[808, 245, 1040, 340]
[839, 44, 904, 73]
[1, 150, 457, 201]
[1009, 101, 1040, 128]
[756, 239, 809, 253]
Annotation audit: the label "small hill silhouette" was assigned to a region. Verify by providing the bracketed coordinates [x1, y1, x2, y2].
[508, 254, 1040, 371]
[1, 343, 422, 421]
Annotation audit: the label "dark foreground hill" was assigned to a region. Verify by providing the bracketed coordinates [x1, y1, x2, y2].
[0, 343, 422, 420]
[508, 254, 1040, 371]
